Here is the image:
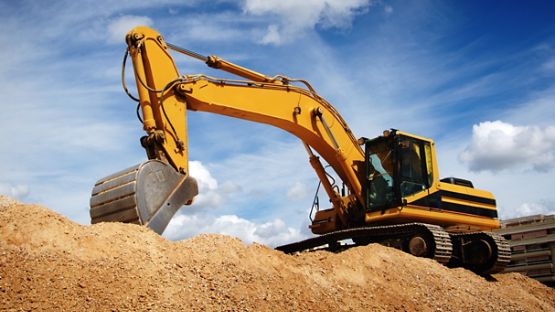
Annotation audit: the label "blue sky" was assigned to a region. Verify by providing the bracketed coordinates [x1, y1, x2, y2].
[1, 0, 554, 246]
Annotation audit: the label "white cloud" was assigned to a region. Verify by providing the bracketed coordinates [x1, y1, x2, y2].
[542, 57, 555, 72]
[107, 15, 153, 44]
[181, 21, 247, 43]
[0, 184, 30, 200]
[164, 149, 312, 246]
[508, 202, 555, 219]
[505, 86, 555, 127]
[459, 121, 555, 172]
[164, 213, 306, 247]
[243, 0, 371, 44]
[199, 138, 317, 219]
[384, 5, 394, 14]
[189, 160, 218, 190]
[436, 136, 555, 221]
[188, 160, 223, 208]
[287, 181, 310, 200]
[186, 161, 242, 210]
[260, 25, 282, 45]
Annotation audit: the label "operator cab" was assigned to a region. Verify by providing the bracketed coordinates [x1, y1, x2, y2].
[364, 130, 435, 212]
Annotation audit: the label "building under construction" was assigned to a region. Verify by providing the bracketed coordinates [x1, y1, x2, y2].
[495, 214, 555, 287]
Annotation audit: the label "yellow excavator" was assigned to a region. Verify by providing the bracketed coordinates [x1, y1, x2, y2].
[90, 26, 509, 274]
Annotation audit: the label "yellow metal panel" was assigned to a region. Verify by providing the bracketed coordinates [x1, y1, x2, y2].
[441, 196, 496, 210]
[438, 181, 495, 200]
[182, 79, 366, 202]
[365, 205, 501, 231]
[400, 188, 430, 203]
[127, 27, 190, 173]
[124, 26, 503, 236]
[126, 26, 367, 217]
[394, 130, 434, 144]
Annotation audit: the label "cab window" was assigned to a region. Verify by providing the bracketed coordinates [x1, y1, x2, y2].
[398, 138, 431, 197]
[366, 139, 395, 211]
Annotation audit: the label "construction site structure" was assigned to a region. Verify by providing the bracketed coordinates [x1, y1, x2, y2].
[495, 214, 555, 287]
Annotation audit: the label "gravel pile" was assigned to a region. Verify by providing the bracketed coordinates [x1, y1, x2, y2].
[1, 195, 553, 311]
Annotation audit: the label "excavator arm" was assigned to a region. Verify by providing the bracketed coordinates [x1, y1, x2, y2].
[90, 26, 366, 234]
[179, 75, 366, 227]
[89, 26, 511, 275]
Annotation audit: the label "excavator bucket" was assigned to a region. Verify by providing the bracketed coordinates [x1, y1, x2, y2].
[89, 160, 198, 234]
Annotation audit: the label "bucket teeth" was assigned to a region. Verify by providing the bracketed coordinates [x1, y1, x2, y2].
[89, 160, 198, 234]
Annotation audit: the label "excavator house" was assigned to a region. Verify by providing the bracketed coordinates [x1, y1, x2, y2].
[90, 26, 509, 275]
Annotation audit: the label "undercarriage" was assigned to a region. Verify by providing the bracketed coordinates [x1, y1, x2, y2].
[276, 223, 510, 275]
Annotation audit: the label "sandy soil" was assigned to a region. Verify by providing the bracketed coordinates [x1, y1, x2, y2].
[0, 195, 553, 311]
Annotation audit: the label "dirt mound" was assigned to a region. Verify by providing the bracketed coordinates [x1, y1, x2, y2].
[0, 196, 553, 311]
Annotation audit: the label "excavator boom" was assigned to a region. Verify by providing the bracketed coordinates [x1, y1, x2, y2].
[90, 30, 199, 234]
[89, 26, 509, 274]
[91, 26, 367, 234]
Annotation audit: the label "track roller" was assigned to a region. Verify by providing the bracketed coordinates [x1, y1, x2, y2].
[449, 232, 511, 274]
[277, 223, 453, 265]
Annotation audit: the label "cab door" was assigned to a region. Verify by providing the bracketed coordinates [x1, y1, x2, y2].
[396, 137, 434, 199]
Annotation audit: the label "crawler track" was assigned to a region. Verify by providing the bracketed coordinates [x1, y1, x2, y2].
[449, 231, 511, 274]
[276, 223, 453, 265]
[276, 224, 510, 275]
